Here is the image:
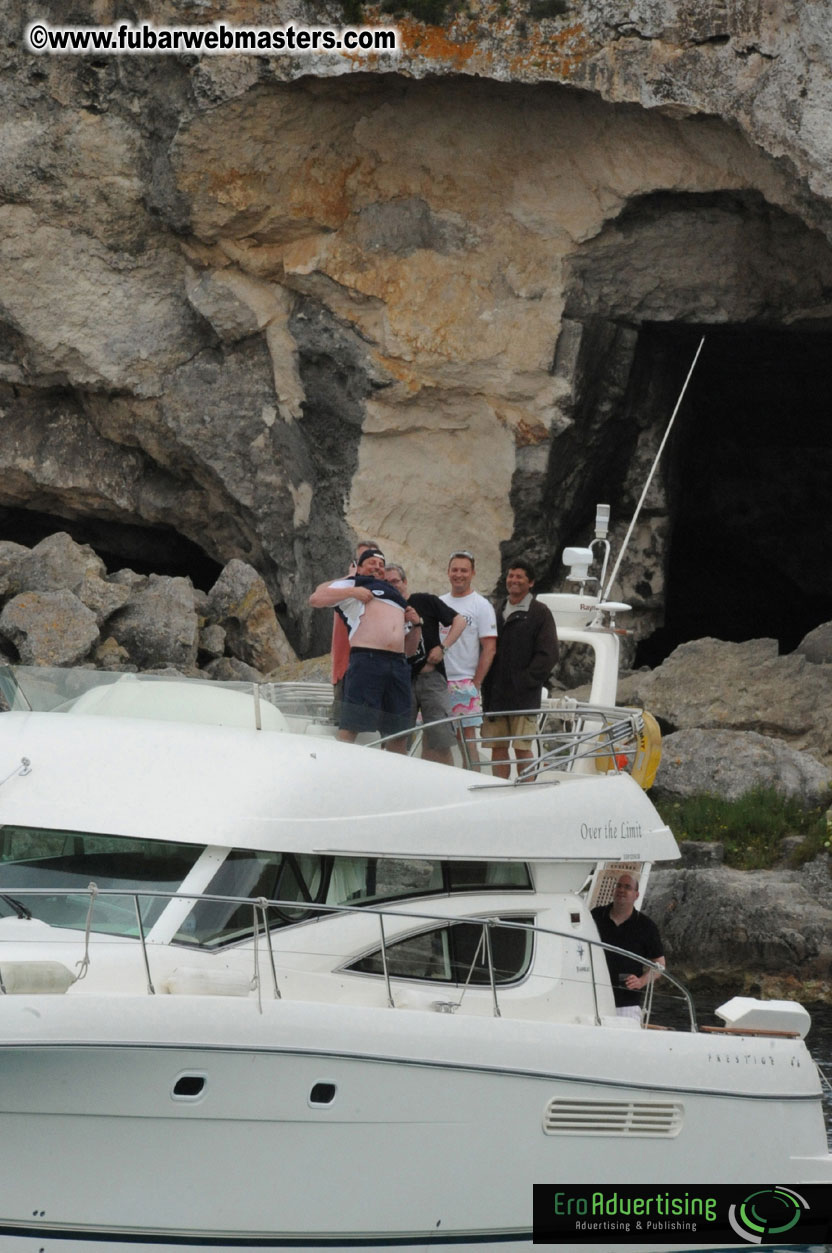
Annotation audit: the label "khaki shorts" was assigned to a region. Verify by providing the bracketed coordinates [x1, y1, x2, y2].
[413, 669, 456, 749]
[484, 713, 539, 752]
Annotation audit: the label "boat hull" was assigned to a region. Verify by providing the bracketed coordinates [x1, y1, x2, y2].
[0, 995, 828, 1253]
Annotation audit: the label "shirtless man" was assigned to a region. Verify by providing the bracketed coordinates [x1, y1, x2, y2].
[309, 548, 420, 752]
[330, 540, 378, 717]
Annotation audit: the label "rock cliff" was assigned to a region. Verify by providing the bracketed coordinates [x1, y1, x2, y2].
[2, 0, 832, 659]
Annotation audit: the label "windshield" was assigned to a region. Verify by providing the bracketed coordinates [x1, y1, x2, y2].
[0, 827, 532, 948]
[174, 850, 326, 946]
[0, 825, 205, 937]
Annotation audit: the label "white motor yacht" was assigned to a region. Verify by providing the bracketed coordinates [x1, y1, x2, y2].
[0, 520, 828, 1253]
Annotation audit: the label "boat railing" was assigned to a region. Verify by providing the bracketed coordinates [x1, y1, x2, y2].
[0, 667, 651, 783]
[369, 701, 647, 781]
[0, 885, 696, 1032]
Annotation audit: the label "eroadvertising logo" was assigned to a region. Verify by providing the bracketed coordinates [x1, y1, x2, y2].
[727, 1187, 808, 1245]
[532, 1184, 832, 1246]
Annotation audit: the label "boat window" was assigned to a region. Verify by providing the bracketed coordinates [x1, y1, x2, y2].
[0, 825, 205, 937]
[447, 861, 530, 891]
[173, 855, 531, 949]
[329, 858, 530, 906]
[346, 916, 535, 985]
[174, 851, 326, 947]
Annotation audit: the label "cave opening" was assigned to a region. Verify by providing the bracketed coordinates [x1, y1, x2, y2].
[0, 506, 224, 592]
[632, 322, 832, 667]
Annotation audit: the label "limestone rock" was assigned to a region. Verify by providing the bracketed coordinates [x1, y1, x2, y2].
[647, 858, 832, 984]
[198, 623, 227, 661]
[654, 729, 832, 811]
[107, 576, 199, 672]
[622, 639, 832, 767]
[265, 654, 334, 684]
[109, 570, 148, 591]
[3, 3, 832, 658]
[0, 541, 29, 566]
[0, 590, 99, 666]
[186, 270, 265, 344]
[677, 841, 724, 868]
[206, 560, 296, 674]
[93, 637, 134, 671]
[14, 533, 105, 597]
[0, 541, 29, 600]
[795, 622, 832, 665]
[205, 656, 264, 684]
[77, 574, 131, 627]
[0, 204, 203, 392]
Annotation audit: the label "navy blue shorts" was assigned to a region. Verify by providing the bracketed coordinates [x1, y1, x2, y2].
[341, 648, 412, 737]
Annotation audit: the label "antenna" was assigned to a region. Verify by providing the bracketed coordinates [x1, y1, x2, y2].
[603, 335, 705, 602]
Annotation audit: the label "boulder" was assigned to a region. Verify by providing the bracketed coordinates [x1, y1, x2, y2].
[92, 637, 134, 671]
[265, 653, 334, 684]
[0, 541, 30, 600]
[677, 841, 724, 867]
[647, 857, 832, 986]
[76, 573, 131, 626]
[206, 560, 295, 674]
[14, 533, 106, 596]
[107, 575, 199, 671]
[205, 656, 264, 684]
[620, 638, 832, 768]
[653, 728, 832, 811]
[108, 570, 148, 591]
[794, 622, 832, 665]
[198, 623, 226, 661]
[0, 590, 99, 666]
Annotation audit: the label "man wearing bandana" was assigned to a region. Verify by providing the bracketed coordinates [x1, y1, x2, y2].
[309, 548, 420, 751]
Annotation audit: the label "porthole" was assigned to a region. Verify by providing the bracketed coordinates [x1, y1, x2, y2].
[172, 1073, 206, 1100]
[309, 1082, 336, 1107]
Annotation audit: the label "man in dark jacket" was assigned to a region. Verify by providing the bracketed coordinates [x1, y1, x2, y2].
[482, 561, 558, 779]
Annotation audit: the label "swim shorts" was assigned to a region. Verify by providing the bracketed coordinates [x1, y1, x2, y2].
[341, 647, 412, 737]
[446, 677, 483, 729]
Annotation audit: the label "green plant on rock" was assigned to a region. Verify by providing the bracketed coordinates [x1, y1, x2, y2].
[653, 787, 830, 871]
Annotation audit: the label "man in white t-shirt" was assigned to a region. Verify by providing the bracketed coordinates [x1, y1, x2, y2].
[439, 550, 497, 767]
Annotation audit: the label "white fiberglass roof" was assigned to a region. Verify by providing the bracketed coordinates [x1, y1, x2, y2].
[0, 710, 679, 863]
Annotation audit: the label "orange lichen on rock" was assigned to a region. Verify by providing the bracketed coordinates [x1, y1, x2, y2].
[507, 21, 592, 79]
[396, 17, 479, 64]
[513, 417, 549, 446]
[289, 156, 362, 232]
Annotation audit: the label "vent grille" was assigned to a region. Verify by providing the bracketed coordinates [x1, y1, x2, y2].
[543, 1098, 683, 1137]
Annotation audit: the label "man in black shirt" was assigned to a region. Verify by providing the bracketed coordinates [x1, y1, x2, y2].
[384, 564, 466, 765]
[591, 872, 665, 1021]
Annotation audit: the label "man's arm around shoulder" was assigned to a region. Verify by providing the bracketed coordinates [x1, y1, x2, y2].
[309, 578, 370, 608]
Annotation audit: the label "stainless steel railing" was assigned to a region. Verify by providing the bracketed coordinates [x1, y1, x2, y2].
[0, 885, 696, 1030]
[371, 701, 648, 779]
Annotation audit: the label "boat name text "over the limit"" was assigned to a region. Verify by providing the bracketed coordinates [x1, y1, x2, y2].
[580, 821, 642, 840]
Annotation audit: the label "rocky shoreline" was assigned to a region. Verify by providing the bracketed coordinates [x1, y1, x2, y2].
[648, 846, 832, 1006]
[0, 531, 297, 683]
